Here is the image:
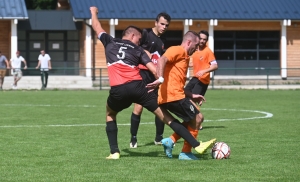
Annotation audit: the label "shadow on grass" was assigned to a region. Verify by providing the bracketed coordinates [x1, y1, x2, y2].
[121, 148, 162, 158]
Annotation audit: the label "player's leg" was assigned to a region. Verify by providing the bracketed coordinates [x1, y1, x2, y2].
[15, 71, 22, 87]
[105, 104, 120, 159]
[154, 116, 164, 145]
[191, 81, 208, 130]
[0, 70, 4, 89]
[130, 103, 143, 148]
[41, 71, 45, 89]
[153, 88, 164, 145]
[44, 71, 49, 88]
[160, 99, 216, 159]
[105, 84, 132, 159]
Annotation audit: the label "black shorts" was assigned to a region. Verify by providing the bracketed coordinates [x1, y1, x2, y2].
[107, 80, 158, 112]
[184, 77, 208, 96]
[140, 69, 156, 84]
[159, 98, 200, 122]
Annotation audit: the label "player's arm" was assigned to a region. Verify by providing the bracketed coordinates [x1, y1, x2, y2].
[144, 49, 151, 59]
[156, 55, 167, 79]
[22, 59, 27, 69]
[48, 58, 52, 69]
[36, 59, 41, 69]
[90, 7, 105, 36]
[145, 55, 167, 91]
[184, 89, 206, 106]
[10, 59, 14, 69]
[5, 58, 10, 69]
[145, 62, 157, 79]
[195, 61, 218, 77]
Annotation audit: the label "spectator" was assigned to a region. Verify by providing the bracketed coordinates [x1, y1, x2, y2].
[36, 50, 52, 90]
[0, 51, 10, 90]
[10, 51, 27, 89]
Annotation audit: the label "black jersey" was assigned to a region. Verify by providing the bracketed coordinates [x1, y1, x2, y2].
[99, 33, 151, 86]
[139, 28, 165, 69]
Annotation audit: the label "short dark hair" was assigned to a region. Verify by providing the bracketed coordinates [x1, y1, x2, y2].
[183, 31, 200, 42]
[156, 12, 171, 23]
[122, 25, 143, 36]
[199, 30, 209, 40]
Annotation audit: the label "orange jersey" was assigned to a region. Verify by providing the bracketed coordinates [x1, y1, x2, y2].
[158, 46, 189, 104]
[191, 46, 216, 84]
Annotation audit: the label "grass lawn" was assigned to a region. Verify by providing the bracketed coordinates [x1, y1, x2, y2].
[0, 90, 299, 182]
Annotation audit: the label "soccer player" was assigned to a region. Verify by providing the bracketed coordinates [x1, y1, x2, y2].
[10, 51, 27, 89]
[185, 30, 218, 130]
[130, 12, 171, 148]
[36, 50, 52, 90]
[90, 6, 214, 160]
[147, 31, 216, 160]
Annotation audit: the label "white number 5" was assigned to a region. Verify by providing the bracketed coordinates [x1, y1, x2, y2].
[117, 46, 127, 60]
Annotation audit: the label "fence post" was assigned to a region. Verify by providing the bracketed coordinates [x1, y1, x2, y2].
[99, 68, 102, 90]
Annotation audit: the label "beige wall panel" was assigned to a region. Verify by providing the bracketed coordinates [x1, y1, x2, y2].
[0, 21, 11, 57]
[287, 25, 300, 76]
[79, 22, 86, 75]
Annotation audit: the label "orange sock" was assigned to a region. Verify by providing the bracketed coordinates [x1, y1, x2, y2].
[181, 125, 199, 153]
[170, 122, 188, 143]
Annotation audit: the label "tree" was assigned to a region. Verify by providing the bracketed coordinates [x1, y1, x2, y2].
[25, 0, 58, 10]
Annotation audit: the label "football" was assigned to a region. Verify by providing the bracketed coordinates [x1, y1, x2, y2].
[211, 142, 231, 159]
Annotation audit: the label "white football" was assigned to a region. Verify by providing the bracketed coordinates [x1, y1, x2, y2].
[211, 142, 231, 159]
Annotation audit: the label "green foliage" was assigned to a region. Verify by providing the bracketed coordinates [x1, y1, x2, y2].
[0, 90, 299, 181]
[25, 0, 58, 10]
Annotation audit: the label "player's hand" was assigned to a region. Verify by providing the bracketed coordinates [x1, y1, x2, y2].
[90, 7, 98, 14]
[49, 67, 52, 70]
[24, 66, 27, 70]
[146, 79, 161, 93]
[192, 94, 206, 105]
[6, 66, 10, 69]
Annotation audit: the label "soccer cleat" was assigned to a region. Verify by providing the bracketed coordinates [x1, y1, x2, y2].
[130, 137, 137, 148]
[178, 152, 199, 160]
[154, 135, 163, 145]
[154, 140, 162, 145]
[161, 138, 174, 158]
[195, 138, 217, 154]
[106, 152, 120, 159]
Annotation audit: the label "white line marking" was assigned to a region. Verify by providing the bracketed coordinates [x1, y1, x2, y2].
[0, 107, 273, 128]
[202, 108, 273, 122]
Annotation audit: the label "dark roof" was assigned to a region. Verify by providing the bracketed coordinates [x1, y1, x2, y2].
[0, 0, 28, 19]
[70, 0, 300, 20]
[18, 10, 82, 30]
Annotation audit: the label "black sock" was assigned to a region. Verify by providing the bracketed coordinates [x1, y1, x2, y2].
[169, 119, 200, 148]
[106, 120, 119, 154]
[155, 116, 164, 141]
[130, 113, 141, 137]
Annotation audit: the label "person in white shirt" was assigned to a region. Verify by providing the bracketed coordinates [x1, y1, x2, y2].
[10, 51, 27, 89]
[36, 50, 51, 90]
[0, 51, 10, 90]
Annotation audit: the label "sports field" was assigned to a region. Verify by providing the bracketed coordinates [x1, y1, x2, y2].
[0, 90, 299, 181]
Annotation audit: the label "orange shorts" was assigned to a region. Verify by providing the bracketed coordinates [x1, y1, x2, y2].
[0, 69, 6, 77]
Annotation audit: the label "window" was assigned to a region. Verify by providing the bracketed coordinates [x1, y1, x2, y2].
[214, 31, 280, 75]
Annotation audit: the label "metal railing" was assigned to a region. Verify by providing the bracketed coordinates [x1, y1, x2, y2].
[7, 67, 300, 90]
